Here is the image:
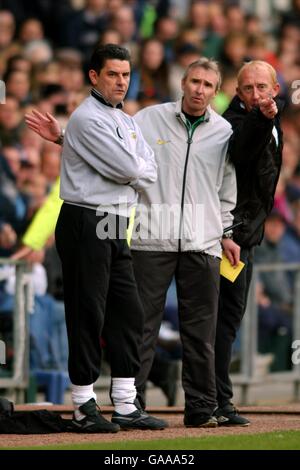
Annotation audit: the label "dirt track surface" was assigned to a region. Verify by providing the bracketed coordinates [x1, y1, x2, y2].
[1, 406, 300, 448]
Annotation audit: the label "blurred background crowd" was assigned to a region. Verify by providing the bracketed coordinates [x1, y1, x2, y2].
[1, 0, 300, 402]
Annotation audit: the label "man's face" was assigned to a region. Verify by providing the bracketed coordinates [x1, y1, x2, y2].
[264, 216, 285, 243]
[181, 66, 218, 115]
[89, 59, 130, 106]
[237, 65, 280, 111]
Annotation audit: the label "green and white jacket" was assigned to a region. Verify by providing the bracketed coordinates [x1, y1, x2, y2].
[131, 100, 236, 257]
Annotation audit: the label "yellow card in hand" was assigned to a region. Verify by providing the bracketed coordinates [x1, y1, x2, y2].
[220, 252, 245, 282]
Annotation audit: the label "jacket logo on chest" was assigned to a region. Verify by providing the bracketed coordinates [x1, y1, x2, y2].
[129, 129, 137, 140]
[116, 127, 124, 140]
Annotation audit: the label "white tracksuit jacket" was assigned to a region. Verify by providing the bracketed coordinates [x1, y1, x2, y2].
[60, 93, 157, 217]
[131, 100, 236, 258]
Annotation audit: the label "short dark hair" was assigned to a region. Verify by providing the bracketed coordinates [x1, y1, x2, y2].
[182, 57, 222, 91]
[89, 44, 131, 74]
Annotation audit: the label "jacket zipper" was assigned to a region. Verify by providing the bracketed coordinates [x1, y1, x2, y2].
[177, 115, 206, 251]
[178, 120, 194, 252]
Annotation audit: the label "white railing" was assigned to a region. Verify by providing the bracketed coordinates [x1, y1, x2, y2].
[1, 258, 299, 405]
[234, 262, 300, 404]
[0, 258, 31, 399]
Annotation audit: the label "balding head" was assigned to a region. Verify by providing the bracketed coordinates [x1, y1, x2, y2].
[237, 60, 277, 87]
[237, 60, 280, 111]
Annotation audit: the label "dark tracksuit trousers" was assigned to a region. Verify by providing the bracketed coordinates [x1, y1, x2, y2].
[215, 247, 254, 406]
[55, 203, 144, 385]
[132, 250, 220, 419]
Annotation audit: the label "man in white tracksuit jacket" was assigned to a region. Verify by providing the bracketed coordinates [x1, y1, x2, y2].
[131, 58, 239, 428]
[54, 44, 166, 432]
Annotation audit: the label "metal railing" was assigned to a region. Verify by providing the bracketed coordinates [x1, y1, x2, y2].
[1, 258, 299, 405]
[0, 258, 32, 399]
[234, 262, 300, 404]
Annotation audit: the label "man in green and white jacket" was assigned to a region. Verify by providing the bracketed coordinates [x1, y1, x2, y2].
[131, 58, 239, 428]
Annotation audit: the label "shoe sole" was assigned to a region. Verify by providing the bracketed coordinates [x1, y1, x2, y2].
[112, 415, 168, 430]
[218, 422, 250, 427]
[71, 421, 120, 433]
[114, 422, 167, 430]
[216, 414, 250, 427]
[77, 429, 120, 433]
[185, 421, 218, 428]
[119, 425, 166, 430]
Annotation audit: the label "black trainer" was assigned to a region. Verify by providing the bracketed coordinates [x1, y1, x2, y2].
[214, 403, 250, 426]
[71, 398, 120, 433]
[111, 408, 168, 430]
[184, 414, 218, 428]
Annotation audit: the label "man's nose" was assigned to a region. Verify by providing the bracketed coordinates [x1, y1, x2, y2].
[253, 87, 260, 100]
[117, 75, 126, 86]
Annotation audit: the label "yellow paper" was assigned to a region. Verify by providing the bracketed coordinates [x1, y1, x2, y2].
[220, 253, 245, 282]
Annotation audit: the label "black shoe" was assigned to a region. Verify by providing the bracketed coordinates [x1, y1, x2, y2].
[214, 403, 250, 426]
[71, 398, 120, 433]
[184, 414, 218, 428]
[111, 408, 168, 430]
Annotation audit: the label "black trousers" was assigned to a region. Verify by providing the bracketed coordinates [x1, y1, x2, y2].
[215, 247, 254, 407]
[55, 203, 144, 385]
[132, 250, 220, 417]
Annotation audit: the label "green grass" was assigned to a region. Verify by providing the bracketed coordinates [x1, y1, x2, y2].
[2, 430, 300, 450]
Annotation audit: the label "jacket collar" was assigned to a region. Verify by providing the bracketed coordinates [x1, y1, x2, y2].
[175, 98, 211, 122]
[91, 88, 123, 109]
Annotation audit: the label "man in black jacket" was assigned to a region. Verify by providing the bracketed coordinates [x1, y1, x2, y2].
[215, 60, 283, 426]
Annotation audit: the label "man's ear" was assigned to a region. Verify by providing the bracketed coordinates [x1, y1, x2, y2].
[273, 82, 280, 98]
[89, 69, 98, 86]
[236, 86, 243, 101]
[181, 78, 185, 92]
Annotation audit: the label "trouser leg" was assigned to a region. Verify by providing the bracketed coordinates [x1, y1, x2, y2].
[55, 204, 111, 385]
[103, 244, 144, 378]
[132, 251, 176, 409]
[215, 247, 253, 406]
[176, 252, 220, 418]
[56, 204, 141, 386]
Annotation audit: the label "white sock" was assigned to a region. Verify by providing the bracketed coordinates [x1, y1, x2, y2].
[71, 384, 97, 421]
[111, 377, 137, 415]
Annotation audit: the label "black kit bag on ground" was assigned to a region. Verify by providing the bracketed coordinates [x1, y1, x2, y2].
[0, 397, 72, 434]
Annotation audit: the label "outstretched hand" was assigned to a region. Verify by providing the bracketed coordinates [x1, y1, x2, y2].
[259, 94, 278, 120]
[25, 109, 61, 143]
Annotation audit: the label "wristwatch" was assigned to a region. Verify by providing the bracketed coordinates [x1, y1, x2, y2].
[54, 128, 65, 146]
[222, 231, 233, 239]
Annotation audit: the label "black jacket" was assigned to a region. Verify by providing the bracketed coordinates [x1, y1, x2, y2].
[223, 96, 283, 248]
